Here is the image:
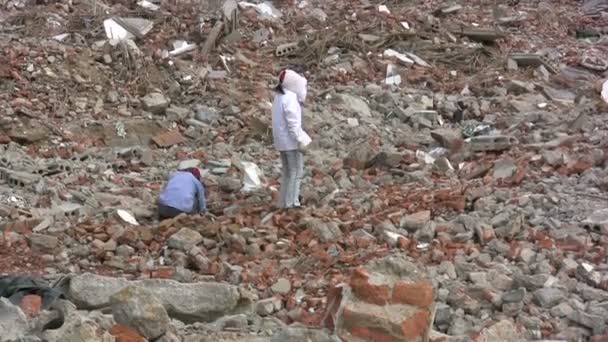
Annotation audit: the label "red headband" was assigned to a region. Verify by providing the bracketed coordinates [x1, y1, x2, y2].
[188, 168, 201, 180]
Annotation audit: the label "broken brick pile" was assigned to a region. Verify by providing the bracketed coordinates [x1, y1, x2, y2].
[324, 255, 434, 342]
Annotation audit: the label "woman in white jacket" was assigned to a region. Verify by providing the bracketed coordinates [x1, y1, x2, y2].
[271, 69, 312, 209]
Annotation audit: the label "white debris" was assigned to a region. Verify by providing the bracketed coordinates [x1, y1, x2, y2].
[602, 80, 608, 104]
[104, 19, 134, 41]
[169, 41, 197, 57]
[416, 150, 435, 164]
[241, 161, 263, 192]
[383, 49, 414, 65]
[581, 262, 594, 273]
[385, 64, 401, 85]
[378, 5, 390, 14]
[137, 0, 159, 10]
[52, 33, 70, 41]
[103, 17, 154, 41]
[347, 118, 359, 127]
[404, 52, 430, 67]
[117, 209, 140, 226]
[239, 1, 282, 19]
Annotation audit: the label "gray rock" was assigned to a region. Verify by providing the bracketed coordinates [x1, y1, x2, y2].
[195, 105, 220, 124]
[256, 297, 282, 316]
[506, 80, 535, 94]
[0, 298, 28, 341]
[67, 273, 242, 323]
[309, 8, 328, 23]
[502, 288, 526, 303]
[493, 158, 517, 179]
[513, 272, 549, 290]
[434, 303, 452, 326]
[533, 288, 565, 308]
[110, 286, 170, 340]
[475, 319, 522, 342]
[488, 272, 513, 291]
[576, 262, 602, 287]
[577, 283, 608, 301]
[116, 244, 135, 258]
[400, 210, 431, 232]
[336, 93, 371, 117]
[142, 92, 169, 114]
[542, 150, 564, 166]
[218, 177, 242, 193]
[551, 302, 574, 318]
[28, 233, 58, 251]
[107, 90, 119, 103]
[502, 302, 523, 316]
[430, 129, 463, 151]
[42, 300, 114, 342]
[519, 248, 536, 264]
[167, 228, 203, 251]
[448, 316, 472, 336]
[568, 309, 606, 335]
[166, 105, 191, 121]
[271, 278, 291, 295]
[468, 272, 488, 285]
[212, 314, 249, 331]
[414, 222, 436, 243]
[156, 331, 181, 342]
[309, 220, 342, 243]
[271, 325, 339, 342]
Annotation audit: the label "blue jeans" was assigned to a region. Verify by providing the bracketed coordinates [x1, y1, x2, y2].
[278, 150, 304, 208]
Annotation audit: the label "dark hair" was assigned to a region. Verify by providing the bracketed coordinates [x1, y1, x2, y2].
[274, 69, 286, 94]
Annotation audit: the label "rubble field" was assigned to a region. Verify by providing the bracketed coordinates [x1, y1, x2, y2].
[1, 0, 608, 341]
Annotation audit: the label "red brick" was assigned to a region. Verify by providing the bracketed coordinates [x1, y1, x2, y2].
[558, 161, 593, 176]
[443, 197, 465, 211]
[591, 335, 608, 342]
[110, 324, 146, 342]
[510, 167, 526, 185]
[20, 294, 41, 317]
[348, 326, 395, 342]
[400, 310, 430, 339]
[397, 236, 411, 249]
[150, 266, 175, 279]
[0, 134, 10, 144]
[391, 281, 433, 308]
[349, 267, 390, 305]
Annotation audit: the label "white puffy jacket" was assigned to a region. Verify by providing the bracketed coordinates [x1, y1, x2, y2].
[271, 89, 311, 152]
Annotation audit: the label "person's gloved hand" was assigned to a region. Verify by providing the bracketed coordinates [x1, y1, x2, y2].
[298, 133, 311, 153]
[298, 141, 309, 153]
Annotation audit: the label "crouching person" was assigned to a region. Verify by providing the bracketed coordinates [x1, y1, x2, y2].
[158, 167, 207, 220]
